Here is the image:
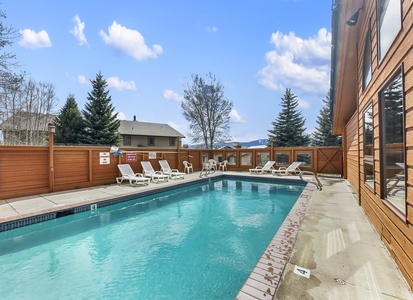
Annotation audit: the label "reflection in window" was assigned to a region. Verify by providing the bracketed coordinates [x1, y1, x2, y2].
[227, 152, 236, 165]
[378, 0, 401, 61]
[363, 104, 374, 190]
[297, 152, 312, 166]
[363, 26, 372, 90]
[257, 152, 270, 166]
[380, 71, 405, 214]
[276, 152, 289, 166]
[241, 152, 252, 166]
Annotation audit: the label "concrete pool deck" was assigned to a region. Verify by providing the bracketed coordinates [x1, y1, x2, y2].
[0, 172, 411, 299]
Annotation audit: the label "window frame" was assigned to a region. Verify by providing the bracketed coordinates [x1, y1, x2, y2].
[123, 135, 131, 146]
[148, 136, 155, 147]
[377, 0, 402, 62]
[363, 103, 374, 191]
[169, 137, 176, 147]
[379, 66, 406, 217]
[362, 21, 372, 91]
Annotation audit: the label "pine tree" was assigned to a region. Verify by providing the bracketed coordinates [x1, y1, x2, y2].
[82, 71, 120, 145]
[54, 94, 85, 145]
[312, 91, 342, 146]
[268, 88, 310, 147]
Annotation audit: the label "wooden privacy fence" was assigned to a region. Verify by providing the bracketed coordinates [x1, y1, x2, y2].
[0, 144, 342, 200]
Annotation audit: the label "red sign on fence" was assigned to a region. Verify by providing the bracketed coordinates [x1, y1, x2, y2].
[126, 153, 137, 162]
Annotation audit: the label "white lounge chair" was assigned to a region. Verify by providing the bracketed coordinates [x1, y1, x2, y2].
[249, 161, 275, 174]
[272, 161, 304, 176]
[183, 161, 193, 173]
[141, 161, 169, 183]
[159, 160, 185, 179]
[116, 164, 150, 186]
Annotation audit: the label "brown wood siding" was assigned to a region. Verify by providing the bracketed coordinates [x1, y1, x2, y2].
[341, 0, 413, 289]
[346, 112, 359, 192]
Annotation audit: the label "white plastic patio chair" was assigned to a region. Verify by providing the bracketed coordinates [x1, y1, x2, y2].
[141, 161, 169, 183]
[218, 160, 228, 171]
[183, 161, 193, 173]
[116, 164, 150, 186]
[249, 161, 275, 174]
[159, 160, 185, 179]
[208, 159, 217, 172]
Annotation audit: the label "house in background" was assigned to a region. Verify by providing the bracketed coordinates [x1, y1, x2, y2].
[119, 116, 185, 148]
[0, 112, 55, 145]
[331, 0, 412, 289]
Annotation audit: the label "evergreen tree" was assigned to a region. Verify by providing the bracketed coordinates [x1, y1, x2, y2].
[54, 94, 85, 145]
[312, 91, 342, 146]
[82, 71, 120, 145]
[268, 88, 310, 147]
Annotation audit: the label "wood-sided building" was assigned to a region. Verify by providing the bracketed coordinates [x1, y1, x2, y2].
[331, 0, 412, 288]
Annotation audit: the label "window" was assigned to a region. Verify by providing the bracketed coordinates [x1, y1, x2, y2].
[148, 137, 155, 146]
[276, 152, 289, 166]
[169, 137, 176, 147]
[380, 71, 405, 214]
[257, 152, 270, 166]
[378, 0, 401, 61]
[227, 153, 236, 165]
[241, 152, 252, 166]
[362, 25, 372, 90]
[214, 153, 223, 163]
[296, 152, 312, 166]
[123, 135, 131, 146]
[363, 104, 374, 190]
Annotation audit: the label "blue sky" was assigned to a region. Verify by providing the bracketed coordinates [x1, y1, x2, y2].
[2, 0, 332, 143]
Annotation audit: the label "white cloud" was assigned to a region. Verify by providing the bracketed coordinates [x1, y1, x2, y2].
[298, 99, 310, 109]
[230, 109, 246, 123]
[167, 121, 188, 136]
[206, 26, 218, 33]
[163, 89, 183, 102]
[77, 75, 89, 85]
[258, 28, 331, 95]
[107, 76, 136, 91]
[70, 14, 87, 46]
[18, 29, 52, 49]
[99, 21, 163, 60]
[116, 111, 127, 120]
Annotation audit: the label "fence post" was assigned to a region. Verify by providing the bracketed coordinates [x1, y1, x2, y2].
[48, 123, 55, 193]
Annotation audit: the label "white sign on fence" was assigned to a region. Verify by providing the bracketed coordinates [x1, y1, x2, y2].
[100, 152, 110, 165]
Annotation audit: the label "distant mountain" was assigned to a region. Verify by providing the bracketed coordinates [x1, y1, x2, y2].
[188, 139, 269, 149]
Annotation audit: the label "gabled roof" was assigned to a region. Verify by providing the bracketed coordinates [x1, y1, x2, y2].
[119, 120, 185, 138]
[0, 112, 56, 131]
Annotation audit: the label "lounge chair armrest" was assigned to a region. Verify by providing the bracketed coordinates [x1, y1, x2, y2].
[133, 173, 144, 177]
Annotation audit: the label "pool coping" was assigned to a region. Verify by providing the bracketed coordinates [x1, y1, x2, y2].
[235, 182, 316, 300]
[0, 173, 315, 299]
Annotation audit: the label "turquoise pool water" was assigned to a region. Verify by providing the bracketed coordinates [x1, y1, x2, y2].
[0, 178, 304, 299]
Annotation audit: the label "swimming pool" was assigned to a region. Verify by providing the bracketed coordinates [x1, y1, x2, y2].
[0, 178, 305, 299]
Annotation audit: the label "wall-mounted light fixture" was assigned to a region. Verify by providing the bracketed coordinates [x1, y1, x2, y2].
[346, 7, 364, 26]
